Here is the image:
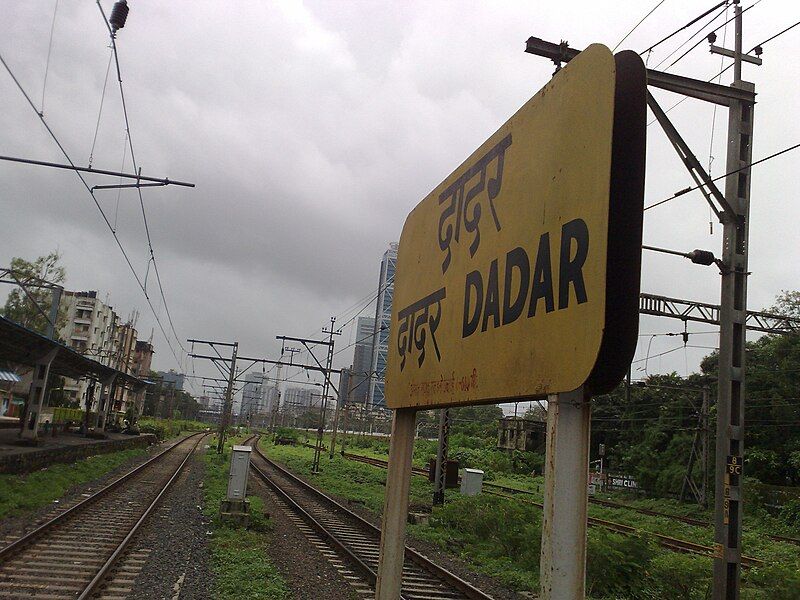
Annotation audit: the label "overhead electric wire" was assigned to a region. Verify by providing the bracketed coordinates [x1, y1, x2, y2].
[754, 19, 800, 47]
[96, 1, 188, 363]
[0, 51, 184, 370]
[705, 3, 730, 233]
[665, 0, 762, 70]
[645, 142, 800, 211]
[645, 1, 782, 126]
[613, 0, 668, 52]
[88, 48, 114, 169]
[650, 2, 729, 70]
[640, 0, 729, 55]
[333, 324, 387, 358]
[40, 0, 60, 114]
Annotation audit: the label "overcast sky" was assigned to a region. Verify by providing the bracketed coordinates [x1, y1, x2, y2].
[2, 1, 799, 406]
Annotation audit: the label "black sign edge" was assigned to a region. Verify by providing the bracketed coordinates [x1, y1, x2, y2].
[585, 50, 647, 396]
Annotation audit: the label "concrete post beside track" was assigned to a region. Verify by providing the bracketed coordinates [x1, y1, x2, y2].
[375, 407, 416, 599]
[540, 387, 591, 599]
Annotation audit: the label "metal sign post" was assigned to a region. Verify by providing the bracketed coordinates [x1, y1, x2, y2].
[375, 45, 645, 599]
[540, 387, 590, 599]
[375, 407, 417, 599]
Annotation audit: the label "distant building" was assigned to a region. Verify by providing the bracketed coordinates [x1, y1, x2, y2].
[58, 290, 142, 416]
[132, 340, 154, 379]
[497, 417, 546, 452]
[349, 316, 374, 405]
[157, 370, 185, 391]
[241, 372, 279, 421]
[128, 340, 154, 416]
[368, 243, 397, 409]
[283, 386, 314, 414]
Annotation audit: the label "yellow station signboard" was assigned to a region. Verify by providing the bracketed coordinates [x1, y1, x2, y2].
[385, 45, 646, 409]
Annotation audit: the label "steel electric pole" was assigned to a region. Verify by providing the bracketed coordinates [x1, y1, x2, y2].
[217, 343, 238, 453]
[712, 3, 757, 595]
[524, 5, 760, 593]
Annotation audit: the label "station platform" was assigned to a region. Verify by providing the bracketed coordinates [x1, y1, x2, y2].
[0, 426, 156, 474]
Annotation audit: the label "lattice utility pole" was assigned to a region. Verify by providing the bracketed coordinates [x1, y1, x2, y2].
[188, 339, 238, 453]
[680, 386, 710, 507]
[276, 318, 341, 473]
[433, 408, 451, 505]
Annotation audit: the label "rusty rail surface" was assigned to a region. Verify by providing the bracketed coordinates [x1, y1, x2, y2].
[249, 436, 494, 600]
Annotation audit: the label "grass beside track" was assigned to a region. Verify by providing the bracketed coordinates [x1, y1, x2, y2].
[0, 447, 147, 520]
[262, 438, 800, 600]
[202, 435, 288, 600]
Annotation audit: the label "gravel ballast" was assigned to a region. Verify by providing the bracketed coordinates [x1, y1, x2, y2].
[0, 436, 177, 543]
[125, 443, 214, 599]
[249, 474, 360, 600]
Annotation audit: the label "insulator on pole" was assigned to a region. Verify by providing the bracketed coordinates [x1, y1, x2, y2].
[109, 0, 129, 34]
[688, 249, 717, 266]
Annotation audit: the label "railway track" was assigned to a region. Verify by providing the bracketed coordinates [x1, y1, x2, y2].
[339, 451, 769, 566]
[0, 431, 207, 599]
[248, 436, 494, 600]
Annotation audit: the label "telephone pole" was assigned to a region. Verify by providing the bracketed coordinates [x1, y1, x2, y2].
[524, 3, 760, 595]
[218, 344, 238, 453]
[680, 386, 711, 507]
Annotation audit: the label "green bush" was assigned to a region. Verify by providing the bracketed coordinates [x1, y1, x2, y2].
[586, 530, 656, 598]
[139, 418, 206, 441]
[644, 552, 711, 599]
[274, 427, 299, 444]
[779, 498, 800, 529]
[52, 407, 84, 424]
[430, 495, 542, 571]
[743, 562, 800, 600]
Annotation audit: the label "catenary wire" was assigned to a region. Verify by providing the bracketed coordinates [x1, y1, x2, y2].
[613, 0, 668, 52]
[96, 2, 188, 362]
[640, 0, 729, 55]
[0, 51, 185, 370]
[665, 0, 762, 70]
[88, 48, 114, 169]
[40, 0, 60, 114]
[645, 142, 800, 211]
[645, 9, 796, 126]
[650, 2, 729, 70]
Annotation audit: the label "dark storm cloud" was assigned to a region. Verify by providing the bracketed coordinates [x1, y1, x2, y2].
[2, 0, 799, 386]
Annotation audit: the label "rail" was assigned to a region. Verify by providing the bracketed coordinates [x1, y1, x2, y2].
[340, 450, 770, 565]
[250, 436, 494, 600]
[0, 431, 208, 598]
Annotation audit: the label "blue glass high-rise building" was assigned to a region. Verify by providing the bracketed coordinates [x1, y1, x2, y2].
[368, 243, 397, 409]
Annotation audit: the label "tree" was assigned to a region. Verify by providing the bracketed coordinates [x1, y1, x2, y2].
[770, 289, 800, 317]
[2, 252, 67, 336]
[449, 404, 504, 439]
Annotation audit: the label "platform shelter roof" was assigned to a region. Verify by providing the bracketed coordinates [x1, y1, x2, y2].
[0, 316, 148, 390]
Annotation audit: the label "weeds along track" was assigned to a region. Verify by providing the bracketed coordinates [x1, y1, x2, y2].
[248, 437, 494, 600]
[0, 431, 207, 599]
[340, 451, 770, 566]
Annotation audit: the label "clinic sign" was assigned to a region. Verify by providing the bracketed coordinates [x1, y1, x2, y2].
[385, 45, 647, 410]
